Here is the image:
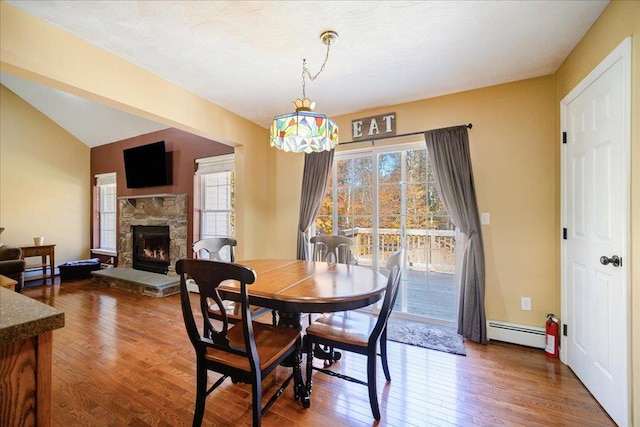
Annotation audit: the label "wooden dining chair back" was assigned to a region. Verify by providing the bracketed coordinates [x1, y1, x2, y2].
[310, 235, 355, 264]
[177, 258, 302, 427]
[192, 237, 236, 262]
[305, 248, 404, 420]
[307, 235, 356, 344]
[191, 237, 274, 324]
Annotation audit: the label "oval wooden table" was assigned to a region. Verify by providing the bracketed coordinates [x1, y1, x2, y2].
[219, 259, 388, 325]
[218, 259, 388, 408]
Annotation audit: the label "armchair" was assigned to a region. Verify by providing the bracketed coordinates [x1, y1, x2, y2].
[0, 245, 26, 292]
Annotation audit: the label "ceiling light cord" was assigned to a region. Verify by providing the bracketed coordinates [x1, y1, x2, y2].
[301, 32, 335, 99]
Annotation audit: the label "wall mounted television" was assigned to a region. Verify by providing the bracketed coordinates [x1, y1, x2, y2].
[123, 141, 172, 188]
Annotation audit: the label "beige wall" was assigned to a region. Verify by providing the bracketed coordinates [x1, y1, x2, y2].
[0, 85, 91, 264]
[235, 143, 271, 260]
[271, 77, 557, 327]
[265, 149, 305, 259]
[554, 1, 639, 422]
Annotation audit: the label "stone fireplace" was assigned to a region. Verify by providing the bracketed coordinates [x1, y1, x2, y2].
[117, 194, 187, 277]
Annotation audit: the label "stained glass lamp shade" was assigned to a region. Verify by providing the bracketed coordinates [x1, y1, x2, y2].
[270, 107, 339, 153]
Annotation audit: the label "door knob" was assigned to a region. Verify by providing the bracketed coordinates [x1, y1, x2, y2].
[600, 255, 621, 267]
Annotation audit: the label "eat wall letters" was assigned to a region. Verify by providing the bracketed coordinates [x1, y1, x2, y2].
[351, 113, 396, 142]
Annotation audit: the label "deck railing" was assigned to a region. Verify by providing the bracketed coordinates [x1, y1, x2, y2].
[342, 227, 456, 273]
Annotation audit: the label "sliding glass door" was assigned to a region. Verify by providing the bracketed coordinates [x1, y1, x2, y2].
[315, 142, 458, 325]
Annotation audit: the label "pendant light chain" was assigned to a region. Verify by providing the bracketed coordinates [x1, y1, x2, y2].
[301, 38, 333, 99]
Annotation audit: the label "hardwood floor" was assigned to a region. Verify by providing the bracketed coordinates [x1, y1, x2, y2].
[20, 278, 614, 427]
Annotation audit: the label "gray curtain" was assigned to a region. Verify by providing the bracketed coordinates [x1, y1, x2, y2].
[424, 126, 487, 344]
[296, 150, 335, 260]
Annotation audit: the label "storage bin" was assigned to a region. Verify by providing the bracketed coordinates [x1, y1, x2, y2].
[59, 258, 101, 280]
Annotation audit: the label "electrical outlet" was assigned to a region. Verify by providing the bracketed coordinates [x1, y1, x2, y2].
[521, 297, 532, 311]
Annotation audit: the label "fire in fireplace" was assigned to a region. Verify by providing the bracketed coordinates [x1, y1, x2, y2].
[132, 225, 170, 274]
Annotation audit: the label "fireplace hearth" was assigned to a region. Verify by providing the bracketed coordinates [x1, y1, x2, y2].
[132, 225, 170, 274]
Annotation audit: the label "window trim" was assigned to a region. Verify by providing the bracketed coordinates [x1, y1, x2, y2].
[196, 154, 235, 241]
[95, 172, 117, 252]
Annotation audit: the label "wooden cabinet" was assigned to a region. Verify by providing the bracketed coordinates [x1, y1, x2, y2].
[20, 244, 55, 283]
[0, 288, 64, 426]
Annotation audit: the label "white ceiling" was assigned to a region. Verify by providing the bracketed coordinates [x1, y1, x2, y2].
[2, 0, 608, 147]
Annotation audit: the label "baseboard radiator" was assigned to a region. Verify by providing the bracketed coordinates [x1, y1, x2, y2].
[487, 320, 545, 349]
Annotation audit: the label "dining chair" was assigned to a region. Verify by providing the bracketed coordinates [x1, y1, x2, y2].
[308, 235, 356, 357]
[188, 237, 237, 293]
[191, 237, 276, 325]
[310, 235, 355, 264]
[192, 236, 237, 262]
[304, 248, 404, 420]
[177, 258, 303, 427]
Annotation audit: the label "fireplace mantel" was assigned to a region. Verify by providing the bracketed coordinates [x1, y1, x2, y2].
[117, 193, 186, 209]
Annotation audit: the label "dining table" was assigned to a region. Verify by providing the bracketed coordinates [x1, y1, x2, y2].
[218, 259, 388, 407]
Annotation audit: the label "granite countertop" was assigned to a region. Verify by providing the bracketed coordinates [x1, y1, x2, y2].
[0, 287, 64, 345]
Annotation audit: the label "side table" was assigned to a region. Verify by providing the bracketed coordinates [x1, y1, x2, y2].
[19, 244, 56, 284]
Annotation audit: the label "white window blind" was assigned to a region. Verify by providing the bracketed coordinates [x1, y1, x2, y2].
[196, 155, 235, 241]
[95, 173, 117, 251]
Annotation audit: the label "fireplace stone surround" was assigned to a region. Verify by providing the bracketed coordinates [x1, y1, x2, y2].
[117, 193, 187, 276]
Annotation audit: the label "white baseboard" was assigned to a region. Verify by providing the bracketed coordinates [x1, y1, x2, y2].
[487, 320, 545, 349]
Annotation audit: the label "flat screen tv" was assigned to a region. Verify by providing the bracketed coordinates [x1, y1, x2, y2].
[123, 141, 171, 188]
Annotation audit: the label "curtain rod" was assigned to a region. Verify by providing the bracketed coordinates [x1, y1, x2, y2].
[338, 123, 472, 146]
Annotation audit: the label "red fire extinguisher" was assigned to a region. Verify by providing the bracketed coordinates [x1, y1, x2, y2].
[545, 313, 559, 359]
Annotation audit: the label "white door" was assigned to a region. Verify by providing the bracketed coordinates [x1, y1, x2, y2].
[561, 38, 630, 426]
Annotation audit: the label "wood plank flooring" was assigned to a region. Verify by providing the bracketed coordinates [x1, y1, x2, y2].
[403, 270, 456, 322]
[20, 278, 615, 426]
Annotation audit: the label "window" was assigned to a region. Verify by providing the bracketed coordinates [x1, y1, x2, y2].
[95, 173, 117, 251]
[316, 143, 458, 324]
[196, 155, 235, 239]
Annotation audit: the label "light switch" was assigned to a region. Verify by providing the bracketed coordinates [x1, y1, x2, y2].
[480, 212, 490, 225]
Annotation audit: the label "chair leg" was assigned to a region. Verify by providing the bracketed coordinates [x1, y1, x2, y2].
[306, 339, 314, 394]
[380, 328, 391, 381]
[253, 375, 263, 426]
[193, 361, 208, 427]
[367, 349, 381, 420]
[293, 345, 311, 408]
